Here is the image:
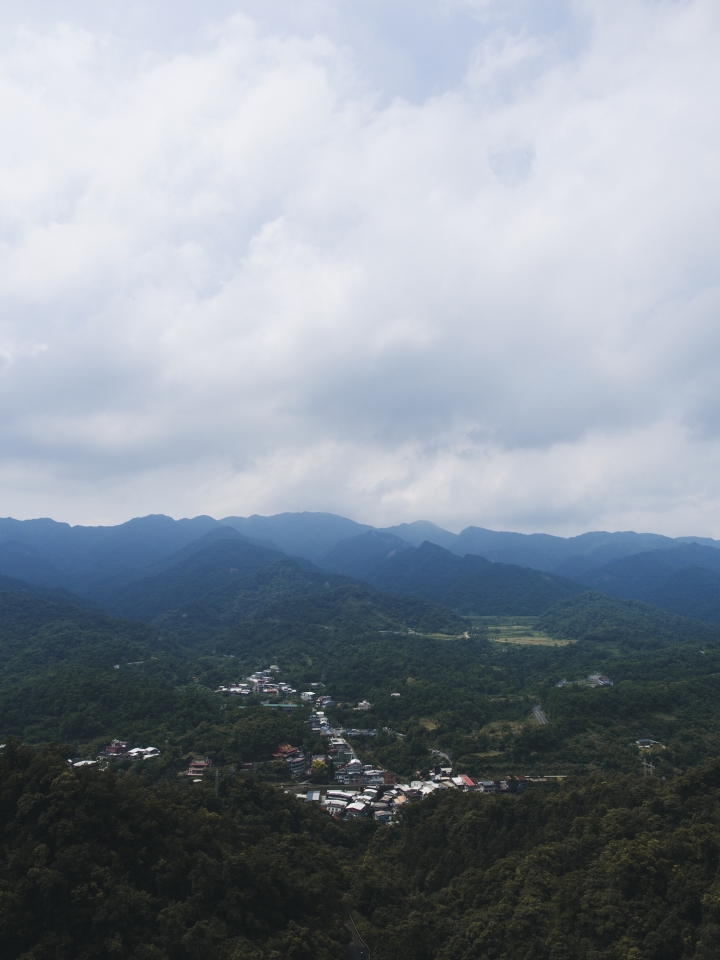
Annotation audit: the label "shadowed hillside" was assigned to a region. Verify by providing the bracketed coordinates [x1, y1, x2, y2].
[321, 535, 585, 614]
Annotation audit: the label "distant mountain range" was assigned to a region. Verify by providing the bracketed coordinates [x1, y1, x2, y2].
[320, 531, 585, 614]
[3, 510, 720, 621]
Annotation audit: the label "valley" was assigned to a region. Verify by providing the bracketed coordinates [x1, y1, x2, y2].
[3, 512, 720, 958]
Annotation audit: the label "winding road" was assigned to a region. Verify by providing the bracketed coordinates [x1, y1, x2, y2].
[533, 705, 549, 726]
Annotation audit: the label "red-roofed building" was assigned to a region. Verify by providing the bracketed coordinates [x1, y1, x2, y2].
[187, 758, 212, 777]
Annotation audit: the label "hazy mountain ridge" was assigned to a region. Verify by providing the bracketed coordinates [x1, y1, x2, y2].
[573, 543, 720, 622]
[0, 514, 223, 592]
[3, 511, 720, 624]
[221, 511, 372, 562]
[321, 534, 585, 615]
[381, 521, 720, 570]
[3, 511, 718, 586]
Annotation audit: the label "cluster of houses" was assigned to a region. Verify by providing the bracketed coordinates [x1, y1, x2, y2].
[303, 766, 538, 822]
[296, 710, 542, 823]
[302, 691, 336, 707]
[216, 670, 378, 714]
[556, 674, 614, 688]
[96, 740, 161, 762]
[215, 666, 296, 698]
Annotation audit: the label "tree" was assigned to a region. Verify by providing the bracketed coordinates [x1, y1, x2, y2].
[310, 759, 329, 782]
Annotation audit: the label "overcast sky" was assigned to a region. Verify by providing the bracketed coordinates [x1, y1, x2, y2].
[1, 0, 719, 535]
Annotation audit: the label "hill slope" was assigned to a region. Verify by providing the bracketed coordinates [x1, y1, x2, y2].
[96, 530, 287, 621]
[576, 543, 720, 621]
[351, 762, 720, 960]
[254, 580, 469, 634]
[321, 535, 585, 614]
[0, 586, 202, 743]
[0, 741, 349, 960]
[221, 511, 372, 562]
[153, 558, 348, 640]
[535, 591, 720, 644]
[0, 514, 224, 592]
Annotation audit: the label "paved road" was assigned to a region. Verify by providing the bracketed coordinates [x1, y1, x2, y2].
[344, 908, 370, 960]
[533, 705, 549, 726]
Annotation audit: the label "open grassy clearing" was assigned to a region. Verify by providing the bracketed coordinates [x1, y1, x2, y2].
[419, 718, 439, 731]
[473, 616, 576, 646]
[492, 635, 576, 646]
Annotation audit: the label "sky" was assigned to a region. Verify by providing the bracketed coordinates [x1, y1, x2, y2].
[1, 0, 720, 536]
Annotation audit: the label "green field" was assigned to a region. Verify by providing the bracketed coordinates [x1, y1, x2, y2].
[472, 615, 576, 645]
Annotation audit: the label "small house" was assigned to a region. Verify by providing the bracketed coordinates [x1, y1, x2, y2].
[187, 758, 212, 777]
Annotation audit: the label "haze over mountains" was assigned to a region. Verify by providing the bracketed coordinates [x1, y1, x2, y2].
[2, 511, 720, 622]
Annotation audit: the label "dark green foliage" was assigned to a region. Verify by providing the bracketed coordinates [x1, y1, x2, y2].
[100, 534, 286, 620]
[155, 561, 467, 643]
[164, 705, 328, 769]
[7, 528, 720, 958]
[323, 537, 585, 614]
[0, 667, 219, 745]
[578, 543, 720, 621]
[649, 564, 720, 621]
[154, 560, 350, 642]
[0, 591, 168, 681]
[0, 739, 355, 960]
[7, 576, 720, 778]
[536, 591, 720, 644]
[0, 580, 465, 757]
[441, 559, 583, 615]
[256, 581, 469, 633]
[350, 760, 720, 960]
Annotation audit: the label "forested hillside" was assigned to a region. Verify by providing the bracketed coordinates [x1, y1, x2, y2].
[350, 760, 720, 960]
[535, 591, 720, 644]
[4, 517, 720, 959]
[576, 543, 720, 621]
[0, 740, 357, 960]
[5, 745, 720, 959]
[97, 531, 287, 620]
[321, 536, 585, 614]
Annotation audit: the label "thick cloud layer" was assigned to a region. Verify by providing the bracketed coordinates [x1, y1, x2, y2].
[1, 0, 719, 534]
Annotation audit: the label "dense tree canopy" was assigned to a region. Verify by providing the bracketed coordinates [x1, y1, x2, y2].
[0, 740, 364, 960]
[350, 761, 720, 960]
[4, 545, 720, 959]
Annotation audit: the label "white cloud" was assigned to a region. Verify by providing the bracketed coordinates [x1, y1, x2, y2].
[0, 0, 720, 535]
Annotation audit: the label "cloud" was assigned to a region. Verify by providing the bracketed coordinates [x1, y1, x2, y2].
[0, 0, 720, 534]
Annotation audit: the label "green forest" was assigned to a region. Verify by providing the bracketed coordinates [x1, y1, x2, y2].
[5, 741, 720, 959]
[4, 538, 720, 958]
[350, 760, 720, 960]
